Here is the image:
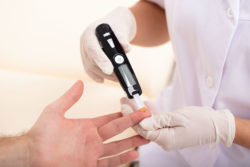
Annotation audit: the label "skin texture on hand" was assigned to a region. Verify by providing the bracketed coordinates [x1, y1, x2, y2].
[28, 80, 151, 167]
[0, 81, 151, 167]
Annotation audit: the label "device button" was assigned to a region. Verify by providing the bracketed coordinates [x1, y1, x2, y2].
[107, 38, 115, 48]
[114, 55, 124, 64]
[226, 8, 233, 19]
[103, 32, 110, 37]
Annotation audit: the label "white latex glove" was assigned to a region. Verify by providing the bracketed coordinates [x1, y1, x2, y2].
[80, 7, 136, 83]
[120, 98, 236, 151]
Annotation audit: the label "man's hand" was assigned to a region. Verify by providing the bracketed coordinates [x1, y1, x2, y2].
[0, 81, 151, 167]
[28, 81, 151, 167]
[121, 97, 235, 151]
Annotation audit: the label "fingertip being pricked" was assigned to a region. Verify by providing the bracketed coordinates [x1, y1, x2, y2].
[129, 110, 151, 125]
[140, 109, 152, 118]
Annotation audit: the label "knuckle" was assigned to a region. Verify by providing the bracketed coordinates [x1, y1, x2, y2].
[69, 92, 79, 102]
[130, 112, 142, 124]
[118, 155, 122, 165]
[112, 120, 121, 132]
[127, 115, 135, 126]
[43, 104, 55, 113]
[112, 142, 119, 153]
[130, 137, 136, 147]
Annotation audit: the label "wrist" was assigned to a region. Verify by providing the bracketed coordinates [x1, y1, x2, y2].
[214, 109, 236, 147]
[0, 134, 31, 167]
[22, 134, 32, 167]
[26, 131, 45, 167]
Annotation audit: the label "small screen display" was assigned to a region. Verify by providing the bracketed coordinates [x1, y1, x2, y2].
[118, 64, 136, 87]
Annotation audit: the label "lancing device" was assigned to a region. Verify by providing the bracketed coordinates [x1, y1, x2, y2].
[96, 23, 146, 112]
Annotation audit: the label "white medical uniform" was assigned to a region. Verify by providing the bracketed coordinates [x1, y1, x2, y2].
[139, 0, 250, 166]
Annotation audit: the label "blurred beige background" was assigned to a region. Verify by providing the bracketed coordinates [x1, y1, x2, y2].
[0, 0, 174, 166]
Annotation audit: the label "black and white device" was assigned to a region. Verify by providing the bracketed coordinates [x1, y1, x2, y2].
[96, 23, 145, 110]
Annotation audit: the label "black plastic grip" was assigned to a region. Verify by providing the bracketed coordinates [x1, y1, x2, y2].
[95, 23, 142, 98]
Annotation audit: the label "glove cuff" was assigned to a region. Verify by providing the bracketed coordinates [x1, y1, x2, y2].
[223, 110, 236, 147]
[216, 109, 236, 147]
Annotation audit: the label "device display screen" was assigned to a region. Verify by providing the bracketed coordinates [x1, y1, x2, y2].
[118, 64, 136, 87]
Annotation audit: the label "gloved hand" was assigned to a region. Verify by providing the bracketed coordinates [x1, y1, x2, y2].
[80, 7, 136, 83]
[120, 98, 236, 151]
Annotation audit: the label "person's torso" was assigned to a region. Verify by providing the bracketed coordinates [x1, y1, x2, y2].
[140, 0, 250, 166]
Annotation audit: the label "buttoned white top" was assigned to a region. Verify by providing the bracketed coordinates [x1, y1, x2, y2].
[139, 0, 250, 166]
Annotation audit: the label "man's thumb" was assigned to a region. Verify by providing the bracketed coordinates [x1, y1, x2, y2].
[45, 80, 84, 115]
